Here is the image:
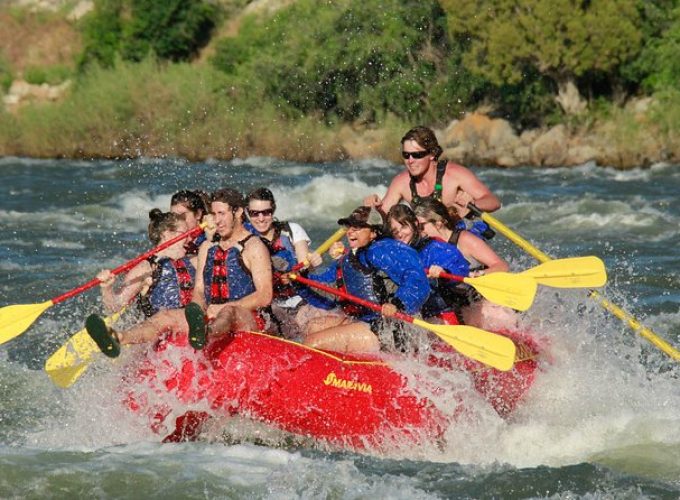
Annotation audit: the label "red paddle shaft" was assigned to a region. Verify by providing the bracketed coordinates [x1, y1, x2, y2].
[51, 225, 204, 305]
[290, 273, 414, 325]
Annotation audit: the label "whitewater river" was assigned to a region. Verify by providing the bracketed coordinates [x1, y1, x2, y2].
[1, 157, 678, 498]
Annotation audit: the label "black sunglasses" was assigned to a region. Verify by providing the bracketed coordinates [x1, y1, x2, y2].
[248, 208, 274, 217]
[401, 150, 429, 160]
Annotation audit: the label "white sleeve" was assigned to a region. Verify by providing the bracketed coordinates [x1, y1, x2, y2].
[288, 222, 311, 245]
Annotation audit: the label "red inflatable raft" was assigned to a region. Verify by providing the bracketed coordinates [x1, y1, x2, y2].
[121, 327, 541, 451]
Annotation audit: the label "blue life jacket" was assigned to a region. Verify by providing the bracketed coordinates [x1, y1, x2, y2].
[203, 235, 257, 305]
[414, 237, 470, 276]
[336, 250, 387, 322]
[455, 219, 495, 240]
[409, 237, 469, 317]
[184, 231, 208, 256]
[307, 238, 430, 321]
[251, 221, 299, 300]
[140, 256, 195, 317]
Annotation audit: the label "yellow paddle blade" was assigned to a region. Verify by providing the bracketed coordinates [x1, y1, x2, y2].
[0, 300, 54, 345]
[413, 319, 516, 371]
[44, 330, 99, 388]
[464, 272, 537, 311]
[45, 308, 125, 388]
[521, 256, 607, 288]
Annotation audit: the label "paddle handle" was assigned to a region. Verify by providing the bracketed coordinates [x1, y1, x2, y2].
[429, 269, 465, 284]
[291, 228, 347, 272]
[51, 225, 205, 305]
[468, 204, 551, 262]
[290, 273, 413, 324]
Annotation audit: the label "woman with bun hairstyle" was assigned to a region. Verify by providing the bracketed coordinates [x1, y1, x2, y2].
[96, 209, 198, 317]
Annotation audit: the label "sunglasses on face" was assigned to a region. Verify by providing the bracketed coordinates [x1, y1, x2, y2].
[248, 208, 274, 217]
[401, 150, 429, 160]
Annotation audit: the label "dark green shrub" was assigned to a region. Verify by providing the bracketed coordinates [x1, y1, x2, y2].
[211, 0, 479, 125]
[79, 0, 220, 67]
[0, 55, 12, 92]
[24, 65, 73, 85]
[78, 0, 123, 69]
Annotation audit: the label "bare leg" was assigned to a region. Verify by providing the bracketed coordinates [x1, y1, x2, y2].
[303, 321, 380, 353]
[296, 305, 347, 338]
[118, 309, 187, 345]
[210, 305, 260, 338]
[462, 300, 519, 331]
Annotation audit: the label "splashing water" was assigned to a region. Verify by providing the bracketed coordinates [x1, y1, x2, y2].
[0, 157, 678, 497]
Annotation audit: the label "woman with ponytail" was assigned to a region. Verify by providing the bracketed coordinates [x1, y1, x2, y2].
[96, 209, 198, 317]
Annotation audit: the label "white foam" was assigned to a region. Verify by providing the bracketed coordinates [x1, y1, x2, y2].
[271, 175, 388, 224]
[40, 239, 86, 250]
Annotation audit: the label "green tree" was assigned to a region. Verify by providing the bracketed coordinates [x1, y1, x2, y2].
[79, 0, 219, 67]
[79, 0, 123, 69]
[212, 0, 482, 125]
[121, 0, 219, 62]
[440, 0, 643, 114]
[623, 2, 680, 91]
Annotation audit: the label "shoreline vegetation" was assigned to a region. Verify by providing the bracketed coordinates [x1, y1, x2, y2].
[2, 0, 680, 169]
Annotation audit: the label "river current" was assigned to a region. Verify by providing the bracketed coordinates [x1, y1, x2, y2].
[0, 157, 678, 498]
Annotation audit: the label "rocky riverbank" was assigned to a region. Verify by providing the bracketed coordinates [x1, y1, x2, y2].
[338, 102, 672, 169]
[2, 1, 677, 169]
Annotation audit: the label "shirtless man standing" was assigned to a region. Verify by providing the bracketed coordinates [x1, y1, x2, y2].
[365, 126, 501, 219]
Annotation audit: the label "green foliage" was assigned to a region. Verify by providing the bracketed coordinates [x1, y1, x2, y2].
[625, 6, 680, 91]
[0, 54, 12, 92]
[121, 0, 220, 62]
[618, 0, 678, 90]
[440, 0, 643, 95]
[24, 64, 73, 85]
[0, 58, 355, 160]
[79, 0, 219, 67]
[78, 0, 123, 69]
[211, 0, 482, 125]
[648, 88, 680, 145]
[495, 73, 559, 128]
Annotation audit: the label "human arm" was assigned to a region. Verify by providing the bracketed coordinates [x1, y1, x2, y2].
[292, 260, 339, 310]
[228, 237, 273, 310]
[446, 163, 501, 214]
[420, 239, 471, 277]
[189, 241, 210, 310]
[457, 231, 508, 275]
[367, 172, 410, 218]
[368, 241, 430, 315]
[97, 262, 150, 313]
[288, 222, 312, 264]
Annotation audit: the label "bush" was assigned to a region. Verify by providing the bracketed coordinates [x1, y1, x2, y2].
[0, 55, 12, 92]
[78, 0, 123, 69]
[24, 64, 73, 85]
[211, 0, 483, 126]
[79, 0, 220, 68]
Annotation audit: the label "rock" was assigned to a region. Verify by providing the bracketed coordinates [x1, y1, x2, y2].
[3, 79, 71, 111]
[337, 125, 392, 160]
[67, 0, 93, 21]
[440, 112, 519, 165]
[566, 144, 599, 165]
[530, 125, 569, 166]
[555, 79, 587, 115]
